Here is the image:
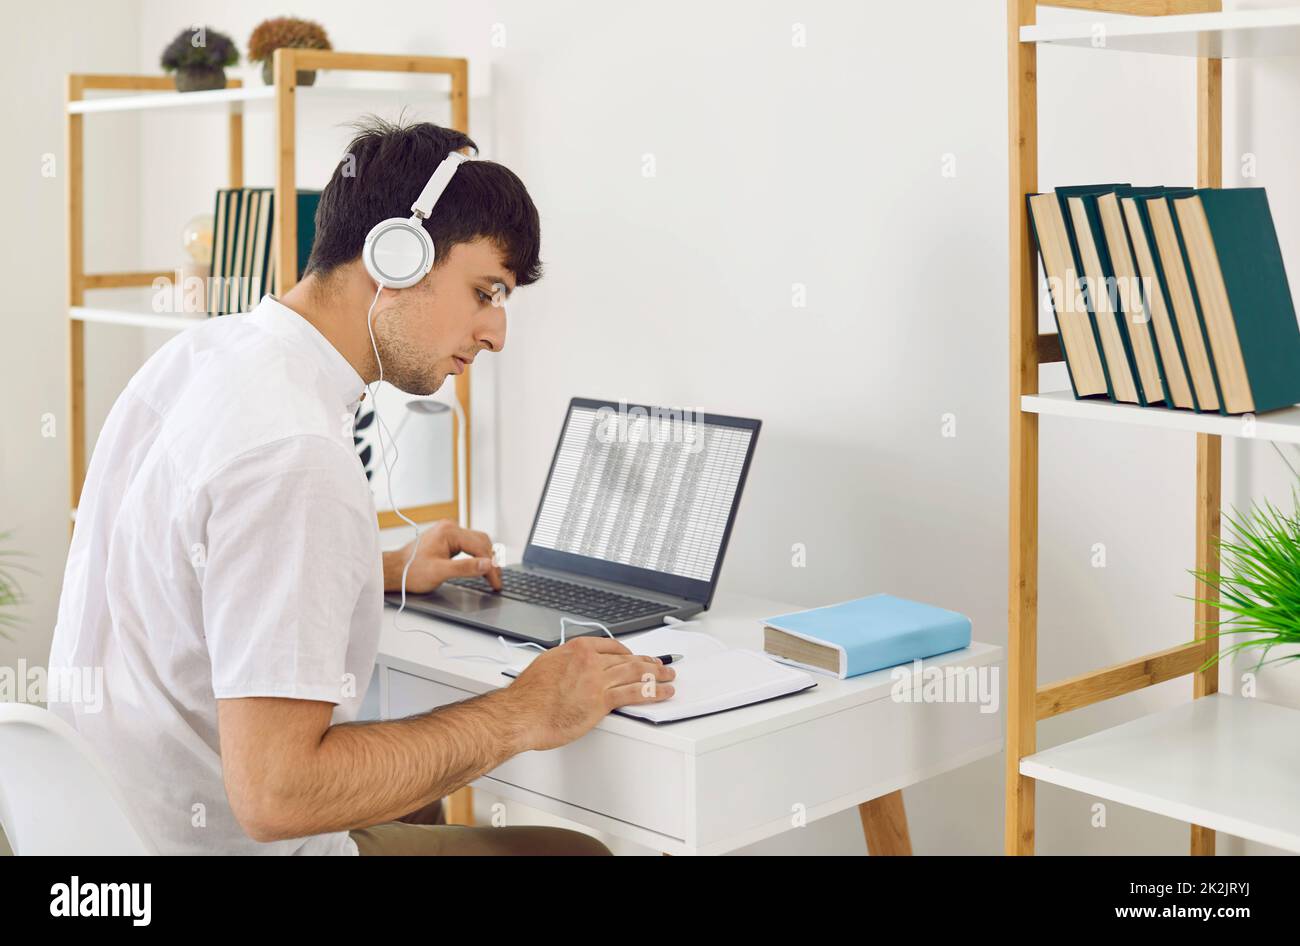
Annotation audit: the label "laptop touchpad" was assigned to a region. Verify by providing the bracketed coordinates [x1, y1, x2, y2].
[433, 586, 504, 613]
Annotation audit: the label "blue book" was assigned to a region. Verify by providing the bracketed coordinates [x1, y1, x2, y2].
[762, 594, 971, 679]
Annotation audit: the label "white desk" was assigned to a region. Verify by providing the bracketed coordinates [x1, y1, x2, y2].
[375, 592, 1004, 855]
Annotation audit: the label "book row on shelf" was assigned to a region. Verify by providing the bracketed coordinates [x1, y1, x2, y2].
[1029, 185, 1300, 417]
[207, 188, 321, 316]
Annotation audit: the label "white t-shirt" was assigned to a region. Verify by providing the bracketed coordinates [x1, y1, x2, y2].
[49, 296, 382, 855]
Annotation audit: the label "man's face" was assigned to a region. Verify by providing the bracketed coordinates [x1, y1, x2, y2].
[369, 237, 514, 395]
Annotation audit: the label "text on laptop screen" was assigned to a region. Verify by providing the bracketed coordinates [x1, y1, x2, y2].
[530, 405, 754, 582]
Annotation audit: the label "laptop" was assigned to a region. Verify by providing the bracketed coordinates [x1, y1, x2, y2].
[388, 397, 761, 647]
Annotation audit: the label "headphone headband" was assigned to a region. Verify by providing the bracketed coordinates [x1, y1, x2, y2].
[411, 151, 470, 220]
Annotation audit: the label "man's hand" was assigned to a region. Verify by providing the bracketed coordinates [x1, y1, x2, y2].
[505, 636, 676, 751]
[383, 520, 503, 594]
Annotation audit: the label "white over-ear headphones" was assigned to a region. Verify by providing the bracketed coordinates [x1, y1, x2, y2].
[362, 150, 470, 289]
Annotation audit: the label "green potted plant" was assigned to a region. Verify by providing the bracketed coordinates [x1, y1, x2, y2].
[1189, 493, 1300, 672]
[0, 532, 30, 640]
[160, 26, 239, 93]
[248, 17, 332, 86]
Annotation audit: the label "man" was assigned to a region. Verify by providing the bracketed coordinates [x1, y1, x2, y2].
[49, 119, 676, 855]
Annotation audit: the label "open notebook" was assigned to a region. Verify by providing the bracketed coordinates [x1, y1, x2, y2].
[503, 628, 817, 724]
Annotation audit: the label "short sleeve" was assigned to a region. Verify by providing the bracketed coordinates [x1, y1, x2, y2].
[195, 435, 377, 704]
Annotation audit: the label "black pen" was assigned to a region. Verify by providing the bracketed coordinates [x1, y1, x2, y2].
[655, 654, 685, 665]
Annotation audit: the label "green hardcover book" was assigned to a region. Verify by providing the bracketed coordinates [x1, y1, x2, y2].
[1027, 192, 1108, 398]
[1173, 187, 1300, 414]
[1122, 188, 1203, 411]
[1053, 184, 1129, 401]
[296, 190, 320, 281]
[269, 190, 322, 295]
[1098, 186, 1169, 406]
[1065, 189, 1145, 404]
[221, 187, 245, 316]
[1142, 193, 1223, 413]
[238, 190, 261, 312]
[227, 189, 252, 315]
[207, 189, 230, 316]
[247, 188, 274, 309]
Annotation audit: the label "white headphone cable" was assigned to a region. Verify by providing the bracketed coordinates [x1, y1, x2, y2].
[496, 618, 616, 658]
[365, 284, 448, 649]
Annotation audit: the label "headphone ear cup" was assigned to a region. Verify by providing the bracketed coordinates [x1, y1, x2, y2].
[363, 218, 434, 289]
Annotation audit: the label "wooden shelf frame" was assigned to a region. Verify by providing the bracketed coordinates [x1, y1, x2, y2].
[66, 50, 473, 533]
[1006, 0, 1225, 856]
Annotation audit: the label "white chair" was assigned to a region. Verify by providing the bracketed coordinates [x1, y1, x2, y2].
[0, 702, 156, 855]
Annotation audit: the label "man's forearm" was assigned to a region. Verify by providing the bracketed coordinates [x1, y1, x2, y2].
[266, 688, 530, 839]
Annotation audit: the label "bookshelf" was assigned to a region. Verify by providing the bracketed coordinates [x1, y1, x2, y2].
[1008, 0, 1300, 856]
[1023, 390, 1300, 443]
[1024, 5, 1300, 55]
[71, 303, 207, 333]
[1020, 694, 1300, 851]
[67, 82, 435, 114]
[65, 49, 473, 533]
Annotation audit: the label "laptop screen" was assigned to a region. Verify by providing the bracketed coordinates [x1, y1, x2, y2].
[523, 398, 761, 606]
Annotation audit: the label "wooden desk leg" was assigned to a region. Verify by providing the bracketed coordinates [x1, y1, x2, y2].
[445, 786, 475, 826]
[859, 790, 913, 855]
[1190, 823, 1216, 857]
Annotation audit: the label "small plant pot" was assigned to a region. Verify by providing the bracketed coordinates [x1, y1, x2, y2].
[174, 65, 227, 93]
[261, 59, 318, 86]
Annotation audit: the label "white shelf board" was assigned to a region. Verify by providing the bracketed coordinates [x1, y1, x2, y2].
[71, 305, 210, 332]
[1023, 390, 1300, 444]
[1022, 694, 1300, 852]
[68, 83, 450, 115]
[1023, 7, 1300, 58]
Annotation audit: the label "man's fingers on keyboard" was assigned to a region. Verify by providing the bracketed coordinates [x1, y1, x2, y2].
[442, 557, 494, 580]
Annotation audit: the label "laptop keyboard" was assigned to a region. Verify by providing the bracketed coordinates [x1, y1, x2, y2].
[447, 570, 673, 624]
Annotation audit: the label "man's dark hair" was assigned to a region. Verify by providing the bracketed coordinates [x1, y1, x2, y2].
[305, 117, 542, 286]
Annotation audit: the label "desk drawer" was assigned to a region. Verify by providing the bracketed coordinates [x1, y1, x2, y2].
[387, 667, 471, 717]
[693, 687, 1003, 848]
[385, 668, 688, 840]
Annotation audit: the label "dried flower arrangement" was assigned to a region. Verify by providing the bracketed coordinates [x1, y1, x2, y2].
[248, 17, 333, 86]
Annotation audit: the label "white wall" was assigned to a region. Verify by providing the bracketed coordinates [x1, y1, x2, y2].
[5, 0, 1299, 856]
[0, 0, 146, 857]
